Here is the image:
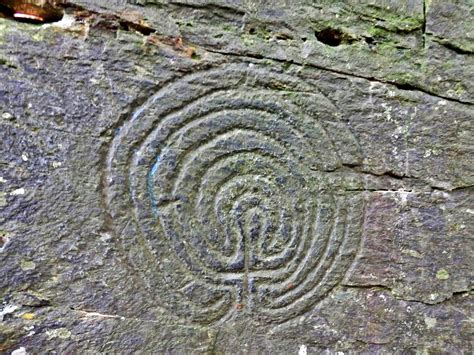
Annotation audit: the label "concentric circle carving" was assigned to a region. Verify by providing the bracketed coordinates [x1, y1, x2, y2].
[103, 64, 365, 324]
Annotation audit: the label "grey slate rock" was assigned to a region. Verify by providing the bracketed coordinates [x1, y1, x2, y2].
[0, 1, 472, 353]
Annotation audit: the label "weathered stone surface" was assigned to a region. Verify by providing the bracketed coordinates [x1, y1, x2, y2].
[0, 1, 472, 353]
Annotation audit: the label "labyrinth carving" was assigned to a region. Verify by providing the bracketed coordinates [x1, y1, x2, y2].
[102, 64, 366, 324]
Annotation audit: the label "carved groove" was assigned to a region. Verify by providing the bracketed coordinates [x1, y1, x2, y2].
[103, 64, 366, 324]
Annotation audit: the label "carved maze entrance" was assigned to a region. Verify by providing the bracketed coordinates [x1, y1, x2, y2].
[102, 64, 366, 324]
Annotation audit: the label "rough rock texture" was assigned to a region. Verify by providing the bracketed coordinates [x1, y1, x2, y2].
[0, 1, 473, 353]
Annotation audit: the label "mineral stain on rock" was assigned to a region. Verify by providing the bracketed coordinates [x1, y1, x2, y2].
[0, 0, 64, 23]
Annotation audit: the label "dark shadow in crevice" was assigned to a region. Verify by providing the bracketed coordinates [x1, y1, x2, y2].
[315, 27, 358, 47]
[315, 27, 344, 46]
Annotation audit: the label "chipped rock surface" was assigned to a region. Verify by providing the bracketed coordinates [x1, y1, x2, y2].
[0, 1, 472, 353]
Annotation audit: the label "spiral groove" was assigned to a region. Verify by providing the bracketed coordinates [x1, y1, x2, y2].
[103, 64, 365, 324]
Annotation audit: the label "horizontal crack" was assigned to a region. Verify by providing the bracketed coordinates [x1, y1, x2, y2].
[341, 284, 393, 292]
[430, 35, 474, 55]
[331, 164, 473, 193]
[395, 289, 473, 306]
[340, 164, 408, 180]
[341, 285, 473, 306]
[70, 307, 186, 326]
[202, 48, 473, 106]
[168, 0, 246, 18]
[38, 2, 472, 106]
[431, 184, 474, 192]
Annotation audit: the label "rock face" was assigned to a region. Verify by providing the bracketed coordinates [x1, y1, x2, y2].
[0, 1, 472, 353]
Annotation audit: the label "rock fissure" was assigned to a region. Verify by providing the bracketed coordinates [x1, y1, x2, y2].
[431, 36, 474, 55]
[201, 48, 473, 106]
[4, 2, 470, 106]
[341, 285, 473, 306]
